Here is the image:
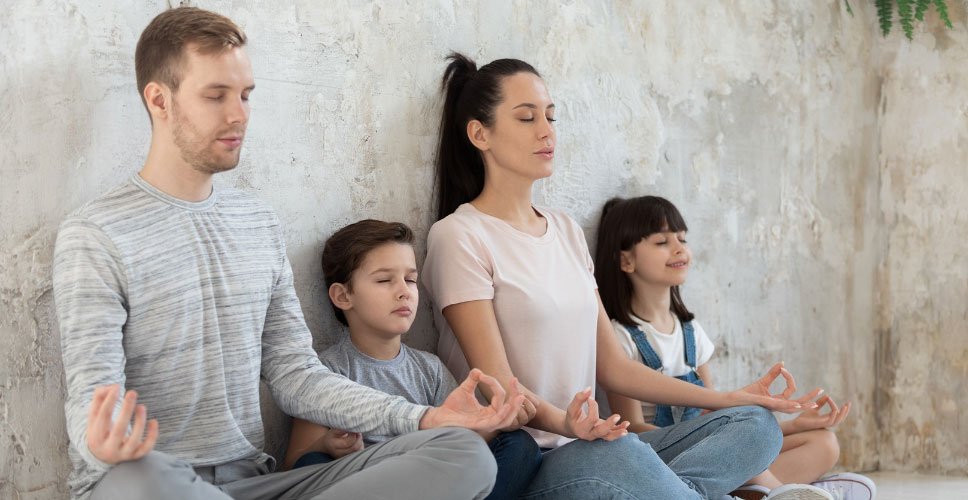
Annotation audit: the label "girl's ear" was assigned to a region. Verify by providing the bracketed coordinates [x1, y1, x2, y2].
[329, 282, 353, 312]
[467, 119, 489, 151]
[619, 250, 635, 273]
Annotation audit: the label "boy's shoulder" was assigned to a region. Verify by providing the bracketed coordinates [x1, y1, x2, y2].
[316, 337, 353, 374]
[402, 344, 447, 370]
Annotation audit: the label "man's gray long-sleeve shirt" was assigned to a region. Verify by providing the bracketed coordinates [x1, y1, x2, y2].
[53, 175, 428, 499]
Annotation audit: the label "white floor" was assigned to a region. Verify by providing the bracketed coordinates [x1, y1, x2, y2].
[867, 472, 968, 499]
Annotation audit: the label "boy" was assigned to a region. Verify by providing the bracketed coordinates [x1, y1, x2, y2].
[286, 220, 542, 500]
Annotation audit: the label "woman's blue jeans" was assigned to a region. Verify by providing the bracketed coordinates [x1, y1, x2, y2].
[519, 405, 782, 500]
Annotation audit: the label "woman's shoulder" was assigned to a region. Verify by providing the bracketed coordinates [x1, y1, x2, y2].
[428, 204, 487, 238]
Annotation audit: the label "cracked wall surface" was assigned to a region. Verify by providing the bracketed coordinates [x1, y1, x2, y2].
[0, 1, 961, 498]
[875, 2, 968, 474]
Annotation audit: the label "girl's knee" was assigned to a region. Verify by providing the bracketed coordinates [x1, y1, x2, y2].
[813, 429, 841, 467]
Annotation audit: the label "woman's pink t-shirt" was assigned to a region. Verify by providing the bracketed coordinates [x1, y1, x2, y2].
[422, 203, 599, 448]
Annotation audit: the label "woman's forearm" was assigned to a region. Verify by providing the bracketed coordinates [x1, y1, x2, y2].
[599, 354, 736, 409]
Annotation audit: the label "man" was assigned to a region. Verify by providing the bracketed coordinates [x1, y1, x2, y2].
[53, 7, 524, 500]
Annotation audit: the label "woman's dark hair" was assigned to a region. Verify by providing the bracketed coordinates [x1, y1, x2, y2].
[594, 196, 695, 328]
[434, 52, 540, 220]
[321, 219, 415, 325]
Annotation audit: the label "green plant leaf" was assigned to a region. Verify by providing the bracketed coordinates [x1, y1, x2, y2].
[897, 0, 915, 39]
[876, 0, 894, 36]
[845, 0, 854, 16]
[914, 0, 931, 20]
[933, 0, 954, 28]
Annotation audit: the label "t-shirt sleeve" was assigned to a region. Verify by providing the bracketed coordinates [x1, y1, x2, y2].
[692, 320, 716, 366]
[53, 216, 128, 472]
[432, 357, 459, 407]
[610, 321, 638, 360]
[423, 218, 495, 309]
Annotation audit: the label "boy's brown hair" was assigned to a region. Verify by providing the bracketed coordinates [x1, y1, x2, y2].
[321, 220, 415, 325]
[135, 7, 247, 119]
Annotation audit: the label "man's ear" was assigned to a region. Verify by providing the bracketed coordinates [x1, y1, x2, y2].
[329, 282, 353, 313]
[144, 81, 171, 123]
[619, 250, 635, 273]
[466, 119, 489, 152]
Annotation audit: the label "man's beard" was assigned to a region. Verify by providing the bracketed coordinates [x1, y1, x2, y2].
[171, 101, 242, 174]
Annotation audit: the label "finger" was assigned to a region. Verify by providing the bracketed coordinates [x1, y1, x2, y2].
[523, 396, 538, 421]
[603, 420, 631, 441]
[87, 386, 112, 444]
[824, 395, 839, 417]
[591, 413, 621, 435]
[778, 367, 797, 399]
[763, 397, 803, 414]
[107, 390, 138, 449]
[566, 387, 592, 421]
[834, 402, 851, 426]
[131, 419, 159, 460]
[93, 386, 121, 442]
[761, 362, 783, 384]
[120, 405, 148, 457]
[477, 371, 508, 410]
[792, 388, 824, 407]
[586, 396, 601, 422]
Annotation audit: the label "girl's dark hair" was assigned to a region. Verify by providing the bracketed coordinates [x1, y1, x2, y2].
[321, 220, 415, 325]
[594, 196, 695, 328]
[433, 52, 540, 220]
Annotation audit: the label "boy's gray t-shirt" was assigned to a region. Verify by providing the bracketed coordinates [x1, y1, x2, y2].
[319, 336, 459, 445]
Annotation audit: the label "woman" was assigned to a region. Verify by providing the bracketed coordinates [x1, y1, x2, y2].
[421, 53, 823, 500]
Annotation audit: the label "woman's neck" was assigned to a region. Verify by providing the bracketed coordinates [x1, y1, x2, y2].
[471, 167, 546, 236]
[629, 281, 675, 334]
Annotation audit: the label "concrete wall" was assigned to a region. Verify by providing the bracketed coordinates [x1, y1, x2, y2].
[875, 2, 968, 474]
[0, 1, 961, 498]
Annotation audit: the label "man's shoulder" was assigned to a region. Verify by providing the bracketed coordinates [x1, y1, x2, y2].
[215, 185, 276, 216]
[61, 178, 144, 229]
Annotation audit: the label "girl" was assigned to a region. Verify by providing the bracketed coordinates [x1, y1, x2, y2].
[594, 195, 876, 500]
[421, 53, 825, 500]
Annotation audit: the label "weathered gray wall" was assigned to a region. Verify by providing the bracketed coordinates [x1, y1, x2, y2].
[0, 1, 962, 498]
[875, 3, 968, 474]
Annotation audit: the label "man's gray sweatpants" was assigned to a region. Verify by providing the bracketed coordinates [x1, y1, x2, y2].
[90, 428, 496, 500]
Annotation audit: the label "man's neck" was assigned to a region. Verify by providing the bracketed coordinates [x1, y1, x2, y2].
[348, 329, 402, 361]
[139, 141, 214, 202]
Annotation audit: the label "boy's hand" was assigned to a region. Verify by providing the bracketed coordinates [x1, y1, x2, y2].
[86, 385, 159, 465]
[563, 387, 629, 441]
[419, 369, 524, 432]
[728, 362, 823, 413]
[320, 429, 364, 459]
[790, 395, 851, 433]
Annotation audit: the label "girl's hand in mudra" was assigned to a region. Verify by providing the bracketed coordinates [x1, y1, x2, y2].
[729, 362, 823, 413]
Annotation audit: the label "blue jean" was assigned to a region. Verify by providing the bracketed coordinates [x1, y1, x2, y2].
[486, 430, 543, 500]
[293, 430, 541, 500]
[519, 406, 782, 500]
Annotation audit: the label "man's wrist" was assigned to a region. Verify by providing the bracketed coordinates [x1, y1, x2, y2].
[418, 407, 439, 430]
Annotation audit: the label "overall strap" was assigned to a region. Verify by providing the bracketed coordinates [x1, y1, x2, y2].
[628, 326, 664, 371]
[682, 321, 698, 368]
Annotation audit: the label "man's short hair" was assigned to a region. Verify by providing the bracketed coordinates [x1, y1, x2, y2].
[135, 7, 246, 118]
[321, 220, 416, 326]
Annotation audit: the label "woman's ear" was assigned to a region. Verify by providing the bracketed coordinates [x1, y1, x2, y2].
[329, 282, 353, 312]
[619, 250, 635, 273]
[466, 119, 489, 151]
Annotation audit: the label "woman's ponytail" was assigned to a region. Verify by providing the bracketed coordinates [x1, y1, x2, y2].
[433, 52, 540, 220]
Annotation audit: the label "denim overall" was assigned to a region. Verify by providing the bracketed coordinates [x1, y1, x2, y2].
[629, 321, 704, 427]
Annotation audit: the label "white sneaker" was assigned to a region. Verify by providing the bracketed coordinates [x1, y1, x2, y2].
[765, 484, 833, 500]
[811, 472, 876, 500]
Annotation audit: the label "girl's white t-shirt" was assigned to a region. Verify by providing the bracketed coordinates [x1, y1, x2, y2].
[610, 315, 715, 423]
[422, 203, 599, 449]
